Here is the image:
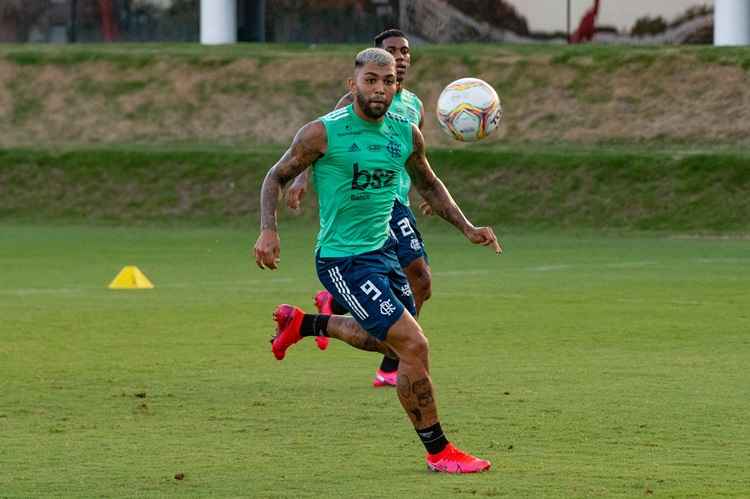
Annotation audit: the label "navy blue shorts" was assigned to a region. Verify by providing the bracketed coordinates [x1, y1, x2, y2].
[316, 238, 417, 341]
[389, 200, 429, 269]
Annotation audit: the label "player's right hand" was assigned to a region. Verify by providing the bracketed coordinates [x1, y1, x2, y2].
[465, 226, 503, 255]
[254, 230, 281, 270]
[286, 181, 307, 211]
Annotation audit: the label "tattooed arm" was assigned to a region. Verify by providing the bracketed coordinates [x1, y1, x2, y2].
[285, 94, 353, 210]
[405, 125, 502, 254]
[413, 99, 433, 215]
[254, 120, 326, 269]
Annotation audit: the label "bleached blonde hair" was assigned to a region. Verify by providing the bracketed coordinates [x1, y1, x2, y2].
[354, 48, 395, 69]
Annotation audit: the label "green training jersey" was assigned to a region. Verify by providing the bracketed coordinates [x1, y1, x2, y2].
[388, 89, 423, 207]
[312, 104, 414, 258]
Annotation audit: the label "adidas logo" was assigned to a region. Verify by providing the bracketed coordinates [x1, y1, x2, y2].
[348, 143, 361, 152]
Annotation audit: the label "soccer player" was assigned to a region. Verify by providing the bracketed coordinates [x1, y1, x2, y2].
[254, 48, 501, 473]
[286, 29, 432, 387]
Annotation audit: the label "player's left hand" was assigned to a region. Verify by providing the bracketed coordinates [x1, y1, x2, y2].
[465, 226, 503, 254]
[254, 230, 281, 270]
[418, 199, 433, 216]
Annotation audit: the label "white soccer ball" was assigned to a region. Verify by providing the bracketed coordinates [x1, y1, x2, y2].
[436, 78, 502, 142]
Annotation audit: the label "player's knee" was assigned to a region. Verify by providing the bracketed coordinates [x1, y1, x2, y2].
[411, 265, 432, 302]
[416, 270, 432, 302]
[401, 328, 429, 362]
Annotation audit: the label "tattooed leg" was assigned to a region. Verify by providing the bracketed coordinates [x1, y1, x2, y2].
[386, 312, 439, 429]
[326, 316, 397, 358]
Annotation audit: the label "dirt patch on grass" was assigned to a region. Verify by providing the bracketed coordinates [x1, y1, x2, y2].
[574, 60, 750, 142]
[0, 61, 17, 119]
[1, 50, 749, 147]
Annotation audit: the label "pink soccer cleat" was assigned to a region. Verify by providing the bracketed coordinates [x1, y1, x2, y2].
[314, 335, 330, 351]
[372, 369, 398, 387]
[270, 304, 305, 360]
[314, 290, 334, 314]
[426, 443, 492, 473]
[313, 291, 332, 350]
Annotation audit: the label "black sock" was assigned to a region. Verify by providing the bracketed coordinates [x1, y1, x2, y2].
[379, 355, 399, 373]
[331, 299, 349, 315]
[416, 422, 449, 455]
[300, 314, 330, 337]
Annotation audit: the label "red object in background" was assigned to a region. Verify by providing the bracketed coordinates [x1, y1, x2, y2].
[98, 0, 119, 42]
[570, 0, 600, 43]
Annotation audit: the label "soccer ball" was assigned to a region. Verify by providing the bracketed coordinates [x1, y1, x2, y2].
[436, 78, 502, 142]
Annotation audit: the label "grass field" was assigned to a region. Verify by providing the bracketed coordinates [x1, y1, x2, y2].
[3, 39, 749, 498]
[3, 145, 749, 231]
[1, 222, 749, 498]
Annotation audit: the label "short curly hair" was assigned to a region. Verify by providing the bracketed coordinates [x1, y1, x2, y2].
[373, 29, 408, 47]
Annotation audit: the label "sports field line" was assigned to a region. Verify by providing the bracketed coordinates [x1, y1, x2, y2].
[526, 257, 748, 272]
[0, 277, 295, 296]
[435, 261, 657, 275]
[0, 258, 745, 296]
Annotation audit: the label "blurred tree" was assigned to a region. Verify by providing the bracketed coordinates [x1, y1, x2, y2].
[668, 4, 712, 28]
[682, 24, 713, 44]
[631, 4, 712, 38]
[631, 15, 668, 36]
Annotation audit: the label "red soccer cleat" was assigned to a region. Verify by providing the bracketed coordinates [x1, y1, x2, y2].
[314, 290, 334, 314]
[426, 443, 492, 473]
[271, 304, 305, 360]
[313, 291, 332, 351]
[372, 369, 398, 387]
[314, 335, 330, 351]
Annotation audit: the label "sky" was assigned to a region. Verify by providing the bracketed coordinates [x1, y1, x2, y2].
[508, 0, 713, 32]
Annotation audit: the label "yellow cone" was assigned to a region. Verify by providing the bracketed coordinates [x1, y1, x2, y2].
[108, 266, 154, 289]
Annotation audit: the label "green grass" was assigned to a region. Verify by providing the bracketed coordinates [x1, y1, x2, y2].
[1, 222, 749, 498]
[4, 43, 750, 71]
[0, 43, 358, 68]
[5, 79, 43, 125]
[2, 145, 749, 231]
[74, 78, 155, 98]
